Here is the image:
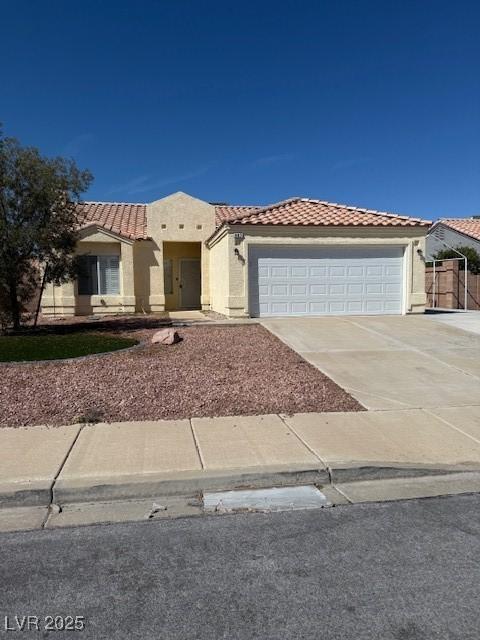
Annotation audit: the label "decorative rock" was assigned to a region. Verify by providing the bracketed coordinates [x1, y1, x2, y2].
[151, 328, 180, 345]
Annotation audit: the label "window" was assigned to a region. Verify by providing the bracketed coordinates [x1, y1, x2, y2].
[163, 259, 173, 295]
[78, 255, 120, 295]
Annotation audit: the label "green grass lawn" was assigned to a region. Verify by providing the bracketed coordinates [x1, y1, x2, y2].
[0, 333, 138, 362]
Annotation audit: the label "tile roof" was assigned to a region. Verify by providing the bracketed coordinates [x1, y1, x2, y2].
[214, 204, 263, 225]
[76, 196, 430, 241]
[76, 202, 148, 240]
[228, 198, 431, 228]
[437, 218, 480, 242]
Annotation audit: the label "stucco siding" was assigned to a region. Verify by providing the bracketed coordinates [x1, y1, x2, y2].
[209, 232, 230, 315]
[42, 231, 135, 316]
[210, 225, 428, 317]
[41, 193, 429, 318]
[147, 192, 215, 311]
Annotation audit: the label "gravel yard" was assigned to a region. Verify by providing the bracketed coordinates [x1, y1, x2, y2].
[0, 324, 363, 427]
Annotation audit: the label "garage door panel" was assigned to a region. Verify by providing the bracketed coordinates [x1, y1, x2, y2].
[366, 283, 382, 295]
[385, 283, 401, 295]
[348, 283, 363, 295]
[249, 245, 404, 317]
[310, 302, 327, 313]
[291, 302, 308, 313]
[384, 300, 402, 312]
[271, 284, 288, 296]
[328, 283, 346, 295]
[291, 266, 307, 277]
[329, 266, 346, 277]
[366, 265, 383, 277]
[310, 284, 326, 295]
[271, 302, 289, 314]
[365, 300, 384, 313]
[385, 265, 402, 277]
[346, 300, 363, 313]
[292, 285, 307, 296]
[347, 266, 364, 277]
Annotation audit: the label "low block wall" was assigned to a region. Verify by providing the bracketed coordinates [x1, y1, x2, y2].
[426, 260, 480, 310]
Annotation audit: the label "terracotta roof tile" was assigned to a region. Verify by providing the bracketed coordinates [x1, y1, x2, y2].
[76, 202, 148, 240]
[214, 204, 263, 225]
[229, 198, 431, 228]
[437, 218, 480, 242]
[76, 196, 430, 241]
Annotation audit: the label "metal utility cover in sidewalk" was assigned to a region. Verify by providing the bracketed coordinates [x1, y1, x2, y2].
[203, 485, 330, 513]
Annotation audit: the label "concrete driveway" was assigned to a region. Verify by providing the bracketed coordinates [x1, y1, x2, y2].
[262, 315, 480, 410]
[425, 309, 480, 336]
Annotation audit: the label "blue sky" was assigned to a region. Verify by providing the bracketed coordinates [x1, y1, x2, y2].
[1, 0, 479, 220]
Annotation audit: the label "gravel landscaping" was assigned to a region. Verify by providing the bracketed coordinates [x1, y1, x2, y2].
[0, 324, 363, 427]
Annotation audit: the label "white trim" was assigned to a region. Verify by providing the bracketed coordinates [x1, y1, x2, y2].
[78, 224, 135, 244]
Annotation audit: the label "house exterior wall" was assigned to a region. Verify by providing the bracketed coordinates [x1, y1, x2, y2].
[426, 224, 480, 258]
[41, 192, 429, 318]
[207, 225, 428, 317]
[209, 229, 230, 315]
[146, 192, 216, 311]
[41, 231, 136, 316]
[41, 192, 216, 316]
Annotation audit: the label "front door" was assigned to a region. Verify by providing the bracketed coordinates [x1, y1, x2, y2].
[180, 259, 201, 308]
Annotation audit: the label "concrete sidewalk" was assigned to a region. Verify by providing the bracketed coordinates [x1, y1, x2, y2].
[3, 406, 480, 514]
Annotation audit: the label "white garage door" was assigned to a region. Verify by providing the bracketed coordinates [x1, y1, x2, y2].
[249, 245, 404, 317]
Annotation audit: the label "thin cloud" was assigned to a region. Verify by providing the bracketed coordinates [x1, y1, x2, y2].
[107, 175, 151, 196]
[63, 133, 94, 158]
[251, 153, 294, 168]
[127, 165, 212, 195]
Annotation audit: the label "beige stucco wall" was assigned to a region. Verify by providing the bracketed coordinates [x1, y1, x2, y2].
[207, 225, 428, 317]
[42, 229, 136, 316]
[42, 192, 216, 316]
[209, 229, 231, 315]
[146, 192, 216, 311]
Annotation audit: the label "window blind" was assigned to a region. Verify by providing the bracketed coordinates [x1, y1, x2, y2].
[98, 256, 120, 295]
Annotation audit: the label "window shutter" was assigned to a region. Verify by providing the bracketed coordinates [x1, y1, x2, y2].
[99, 256, 120, 295]
[78, 256, 98, 295]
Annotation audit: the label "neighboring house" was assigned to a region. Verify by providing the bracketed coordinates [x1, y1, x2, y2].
[425, 218, 480, 311]
[41, 191, 430, 318]
[426, 218, 480, 258]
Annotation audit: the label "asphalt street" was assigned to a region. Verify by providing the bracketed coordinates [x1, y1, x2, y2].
[1, 494, 480, 639]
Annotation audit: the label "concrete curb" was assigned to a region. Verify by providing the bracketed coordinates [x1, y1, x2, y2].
[52, 466, 330, 506]
[4, 462, 480, 511]
[328, 462, 480, 484]
[0, 483, 53, 509]
[4, 463, 476, 510]
[4, 461, 480, 511]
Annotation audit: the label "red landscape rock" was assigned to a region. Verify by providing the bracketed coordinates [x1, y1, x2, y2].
[151, 328, 180, 345]
[0, 325, 363, 428]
